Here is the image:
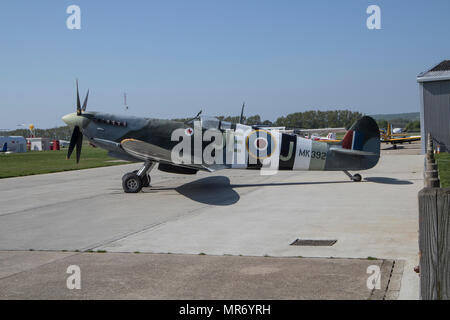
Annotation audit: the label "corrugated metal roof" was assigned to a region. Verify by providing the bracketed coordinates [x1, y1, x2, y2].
[417, 60, 450, 82]
[430, 60, 450, 71]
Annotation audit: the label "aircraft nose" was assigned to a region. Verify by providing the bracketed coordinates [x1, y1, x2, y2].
[62, 112, 89, 127]
[62, 113, 77, 126]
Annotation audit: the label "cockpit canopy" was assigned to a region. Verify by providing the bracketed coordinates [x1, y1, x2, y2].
[186, 116, 232, 131]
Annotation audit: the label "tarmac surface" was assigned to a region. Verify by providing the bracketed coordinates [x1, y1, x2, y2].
[0, 142, 423, 299]
[0, 251, 400, 299]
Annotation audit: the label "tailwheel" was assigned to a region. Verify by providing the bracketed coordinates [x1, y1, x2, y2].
[122, 172, 143, 193]
[343, 170, 362, 182]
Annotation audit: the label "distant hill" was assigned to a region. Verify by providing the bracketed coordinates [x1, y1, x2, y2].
[370, 112, 420, 121]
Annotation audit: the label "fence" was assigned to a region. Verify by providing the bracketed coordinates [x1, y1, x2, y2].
[419, 133, 450, 299]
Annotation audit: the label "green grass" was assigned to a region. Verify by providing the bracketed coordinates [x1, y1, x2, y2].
[0, 144, 130, 179]
[436, 153, 450, 188]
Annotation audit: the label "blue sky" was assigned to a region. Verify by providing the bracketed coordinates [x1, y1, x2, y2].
[0, 0, 449, 129]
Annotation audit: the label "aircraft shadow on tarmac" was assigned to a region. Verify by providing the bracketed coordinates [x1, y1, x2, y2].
[149, 176, 353, 206]
[363, 177, 413, 185]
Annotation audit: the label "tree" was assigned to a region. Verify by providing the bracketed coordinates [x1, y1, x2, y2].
[405, 120, 420, 132]
[245, 115, 261, 125]
[274, 110, 362, 129]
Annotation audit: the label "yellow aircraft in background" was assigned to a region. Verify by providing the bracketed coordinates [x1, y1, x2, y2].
[380, 123, 421, 149]
[297, 122, 421, 150]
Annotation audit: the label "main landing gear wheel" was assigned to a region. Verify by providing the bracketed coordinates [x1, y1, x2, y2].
[122, 173, 143, 193]
[142, 174, 151, 187]
[132, 170, 151, 187]
[122, 160, 156, 193]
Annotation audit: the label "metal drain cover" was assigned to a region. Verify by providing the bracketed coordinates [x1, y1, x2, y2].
[290, 239, 337, 246]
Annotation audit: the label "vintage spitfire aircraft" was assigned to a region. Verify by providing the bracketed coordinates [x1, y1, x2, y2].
[63, 82, 381, 193]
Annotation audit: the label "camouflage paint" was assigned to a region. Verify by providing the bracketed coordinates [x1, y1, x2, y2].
[74, 111, 380, 173]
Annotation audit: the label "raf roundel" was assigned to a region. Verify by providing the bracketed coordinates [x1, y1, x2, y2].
[185, 128, 194, 136]
[246, 129, 277, 160]
[255, 137, 268, 151]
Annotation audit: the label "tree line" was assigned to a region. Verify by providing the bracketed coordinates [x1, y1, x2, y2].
[178, 110, 364, 129]
[0, 127, 73, 141]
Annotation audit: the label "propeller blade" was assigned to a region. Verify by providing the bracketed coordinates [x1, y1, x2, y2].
[82, 89, 89, 112]
[76, 79, 81, 115]
[67, 126, 80, 160]
[75, 130, 83, 163]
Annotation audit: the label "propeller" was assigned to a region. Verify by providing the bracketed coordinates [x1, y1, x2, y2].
[67, 80, 89, 163]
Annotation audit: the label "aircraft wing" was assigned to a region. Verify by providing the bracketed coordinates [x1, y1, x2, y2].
[120, 138, 215, 172]
[316, 139, 341, 143]
[381, 136, 421, 143]
[121, 138, 173, 162]
[295, 127, 347, 134]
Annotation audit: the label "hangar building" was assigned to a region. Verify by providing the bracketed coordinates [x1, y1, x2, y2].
[0, 136, 27, 153]
[417, 60, 450, 153]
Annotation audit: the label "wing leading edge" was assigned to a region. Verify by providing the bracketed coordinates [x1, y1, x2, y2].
[120, 138, 215, 172]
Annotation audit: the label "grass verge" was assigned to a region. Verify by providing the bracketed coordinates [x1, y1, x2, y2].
[0, 144, 130, 179]
[436, 153, 450, 188]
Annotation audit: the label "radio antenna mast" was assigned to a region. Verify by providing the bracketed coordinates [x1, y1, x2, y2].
[124, 92, 128, 111]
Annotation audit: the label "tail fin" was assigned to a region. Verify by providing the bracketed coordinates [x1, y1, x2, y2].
[341, 116, 380, 169]
[2, 142, 7, 152]
[342, 116, 380, 152]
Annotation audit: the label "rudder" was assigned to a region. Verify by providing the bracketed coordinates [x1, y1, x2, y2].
[341, 116, 380, 169]
[342, 116, 380, 154]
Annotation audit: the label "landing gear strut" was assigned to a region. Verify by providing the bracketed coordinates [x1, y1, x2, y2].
[132, 170, 151, 187]
[343, 170, 362, 182]
[122, 160, 155, 193]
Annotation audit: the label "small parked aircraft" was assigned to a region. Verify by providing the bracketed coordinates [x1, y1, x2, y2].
[310, 132, 341, 143]
[62, 81, 381, 193]
[380, 123, 421, 149]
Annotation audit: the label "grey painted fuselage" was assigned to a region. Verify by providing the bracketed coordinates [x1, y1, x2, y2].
[62, 112, 380, 173]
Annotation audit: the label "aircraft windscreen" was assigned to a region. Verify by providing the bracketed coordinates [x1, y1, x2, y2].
[200, 116, 220, 130]
[186, 116, 232, 131]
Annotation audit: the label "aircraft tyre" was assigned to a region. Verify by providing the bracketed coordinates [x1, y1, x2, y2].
[352, 174, 362, 182]
[122, 172, 143, 193]
[133, 170, 151, 187]
[142, 175, 151, 187]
